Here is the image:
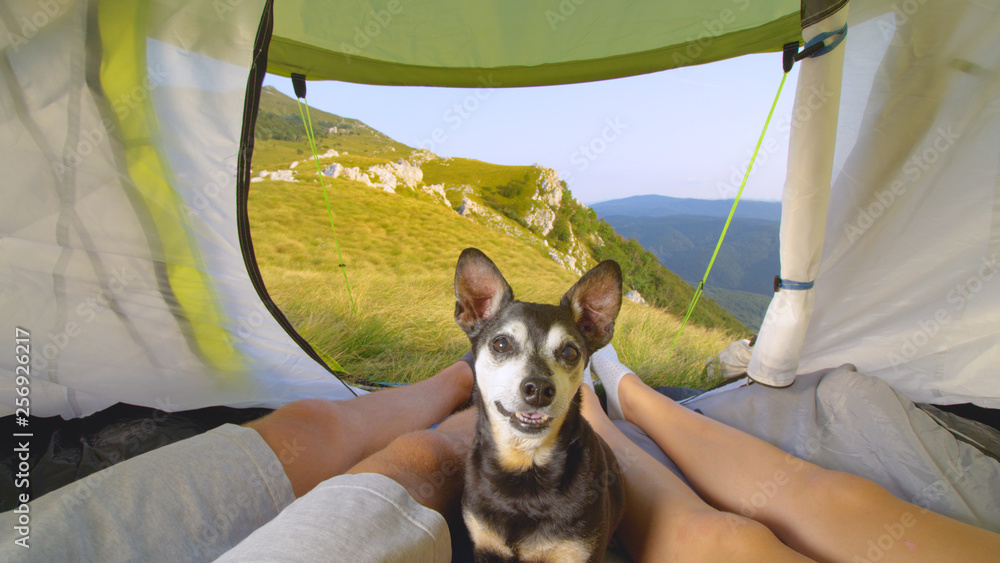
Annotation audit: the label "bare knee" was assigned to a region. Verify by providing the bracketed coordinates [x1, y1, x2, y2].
[667, 511, 788, 562]
[248, 398, 342, 441]
[350, 429, 467, 513]
[246, 398, 359, 469]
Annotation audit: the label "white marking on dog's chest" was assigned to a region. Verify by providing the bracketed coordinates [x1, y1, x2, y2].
[518, 534, 594, 563]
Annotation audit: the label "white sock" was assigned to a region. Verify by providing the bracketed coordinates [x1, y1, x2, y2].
[581, 361, 595, 391]
[589, 344, 632, 420]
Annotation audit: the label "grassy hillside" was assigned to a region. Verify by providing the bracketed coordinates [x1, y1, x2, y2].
[249, 177, 740, 388]
[704, 288, 772, 330]
[248, 89, 751, 388]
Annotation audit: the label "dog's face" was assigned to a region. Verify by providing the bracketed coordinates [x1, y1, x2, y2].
[454, 248, 622, 445]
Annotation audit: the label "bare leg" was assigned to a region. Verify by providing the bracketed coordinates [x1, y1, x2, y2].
[611, 370, 1000, 562]
[246, 360, 474, 496]
[346, 407, 476, 523]
[579, 386, 809, 563]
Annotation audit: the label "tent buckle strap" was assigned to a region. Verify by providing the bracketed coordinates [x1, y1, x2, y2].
[782, 24, 848, 72]
[798, 24, 848, 61]
[774, 276, 815, 292]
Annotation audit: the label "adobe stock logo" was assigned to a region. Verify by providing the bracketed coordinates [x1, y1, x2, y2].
[337, 0, 413, 63]
[415, 75, 501, 153]
[4, 0, 72, 54]
[559, 117, 628, 184]
[843, 126, 959, 245]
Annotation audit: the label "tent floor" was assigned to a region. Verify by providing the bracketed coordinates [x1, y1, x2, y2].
[1, 403, 271, 512]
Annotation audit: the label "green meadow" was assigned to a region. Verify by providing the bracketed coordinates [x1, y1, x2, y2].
[249, 87, 749, 389]
[250, 175, 744, 389]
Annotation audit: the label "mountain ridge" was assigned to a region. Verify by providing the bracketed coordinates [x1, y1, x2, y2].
[594, 203, 781, 329]
[592, 194, 782, 222]
[250, 86, 750, 335]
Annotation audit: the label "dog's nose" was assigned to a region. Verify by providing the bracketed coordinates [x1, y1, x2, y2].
[520, 376, 556, 408]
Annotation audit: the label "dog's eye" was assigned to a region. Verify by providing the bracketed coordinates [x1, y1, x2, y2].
[492, 336, 512, 354]
[560, 344, 579, 363]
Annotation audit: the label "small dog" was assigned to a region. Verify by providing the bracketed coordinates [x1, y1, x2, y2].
[454, 248, 625, 563]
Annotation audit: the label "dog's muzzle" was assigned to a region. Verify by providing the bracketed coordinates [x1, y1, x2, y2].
[494, 401, 552, 434]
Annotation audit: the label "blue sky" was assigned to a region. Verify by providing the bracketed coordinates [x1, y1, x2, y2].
[263, 53, 797, 204]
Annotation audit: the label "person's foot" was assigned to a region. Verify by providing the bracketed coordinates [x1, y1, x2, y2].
[589, 344, 633, 420]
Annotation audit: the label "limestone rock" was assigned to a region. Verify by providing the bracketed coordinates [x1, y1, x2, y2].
[408, 149, 437, 165]
[422, 183, 448, 204]
[458, 195, 479, 217]
[267, 169, 297, 182]
[367, 160, 423, 193]
[532, 165, 564, 208]
[311, 148, 339, 160]
[524, 206, 556, 236]
[321, 163, 343, 177]
[625, 291, 647, 305]
[367, 165, 398, 193]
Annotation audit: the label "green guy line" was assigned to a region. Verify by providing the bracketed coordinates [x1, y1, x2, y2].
[667, 70, 789, 356]
[297, 98, 358, 315]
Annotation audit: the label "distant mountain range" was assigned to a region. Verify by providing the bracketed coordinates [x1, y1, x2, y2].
[592, 195, 781, 330]
[592, 195, 781, 222]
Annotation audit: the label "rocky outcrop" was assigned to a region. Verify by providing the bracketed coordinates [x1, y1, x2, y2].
[321, 159, 422, 194]
[521, 165, 568, 236]
[322, 163, 373, 187]
[532, 165, 564, 208]
[548, 248, 582, 274]
[422, 183, 448, 204]
[254, 169, 297, 182]
[368, 160, 423, 192]
[284, 153, 599, 277]
[625, 291, 647, 305]
[458, 195, 480, 217]
[408, 149, 437, 165]
[311, 148, 339, 160]
[524, 206, 556, 236]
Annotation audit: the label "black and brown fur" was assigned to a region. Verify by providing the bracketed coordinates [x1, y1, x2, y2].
[454, 248, 625, 562]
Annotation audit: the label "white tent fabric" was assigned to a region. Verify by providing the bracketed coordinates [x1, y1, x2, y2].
[2, 0, 997, 419]
[749, 5, 849, 387]
[797, 0, 1000, 408]
[0, 0, 357, 418]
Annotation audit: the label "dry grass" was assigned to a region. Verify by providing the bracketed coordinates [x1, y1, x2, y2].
[250, 170, 744, 390]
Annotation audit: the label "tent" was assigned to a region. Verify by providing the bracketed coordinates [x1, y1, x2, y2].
[2, 0, 999, 531]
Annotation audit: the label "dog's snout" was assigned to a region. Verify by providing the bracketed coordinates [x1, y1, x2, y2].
[520, 376, 555, 408]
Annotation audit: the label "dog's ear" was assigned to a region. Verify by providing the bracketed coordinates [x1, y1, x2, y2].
[454, 248, 514, 336]
[561, 260, 622, 352]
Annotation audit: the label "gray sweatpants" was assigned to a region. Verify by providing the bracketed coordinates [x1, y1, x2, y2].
[0, 424, 450, 562]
